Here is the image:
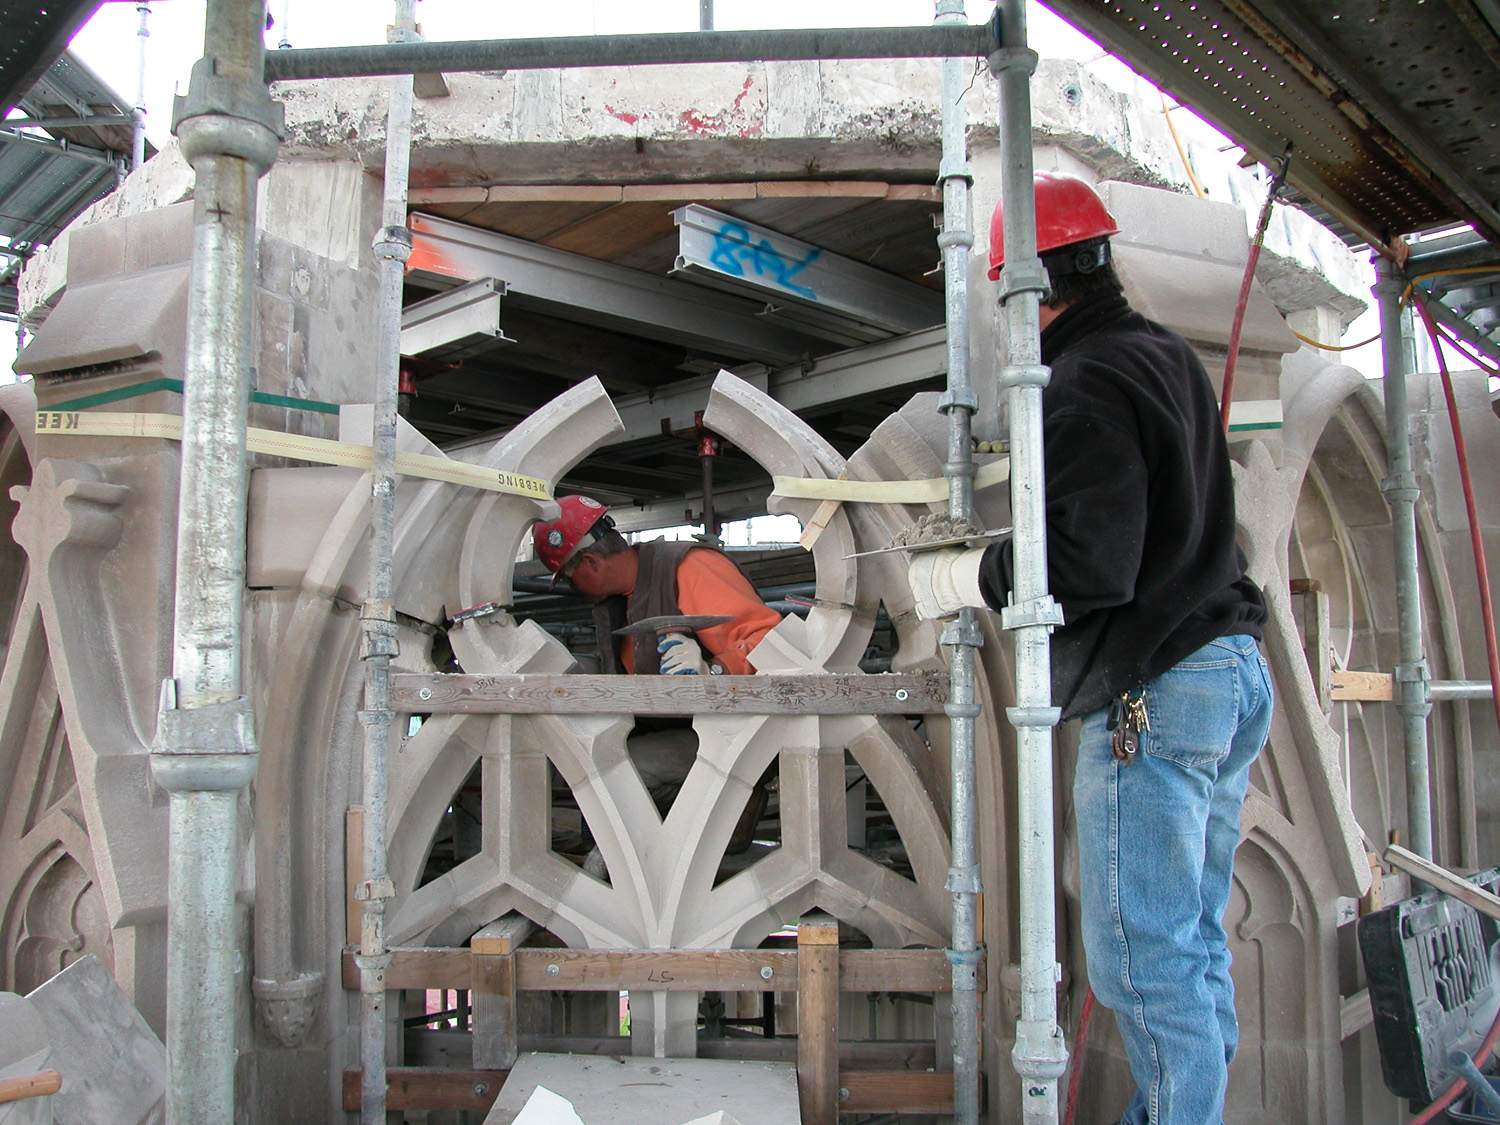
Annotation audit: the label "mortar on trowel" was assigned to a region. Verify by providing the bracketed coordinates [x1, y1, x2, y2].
[845, 513, 1009, 559]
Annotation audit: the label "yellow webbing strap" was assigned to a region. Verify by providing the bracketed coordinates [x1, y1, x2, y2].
[772, 457, 1010, 505]
[33, 411, 552, 501]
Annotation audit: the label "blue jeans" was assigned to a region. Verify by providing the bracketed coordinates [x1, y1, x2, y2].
[1073, 635, 1273, 1125]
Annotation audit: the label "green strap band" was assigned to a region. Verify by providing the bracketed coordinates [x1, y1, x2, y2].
[51, 377, 341, 416]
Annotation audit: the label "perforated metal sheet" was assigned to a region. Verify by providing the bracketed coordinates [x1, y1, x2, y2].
[1043, 0, 1500, 252]
[0, 0, 101, 117]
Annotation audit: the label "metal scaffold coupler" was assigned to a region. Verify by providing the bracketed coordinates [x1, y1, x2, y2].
[1394, 659, 1433, 715]
[987, 46, 1038, 79]
[937, 155, 974, 186]
[372, 223, 414, 264]
[938, 386, 979, 415]
[998, 258, 1050, 303]
[945, 945, 984, 992]
[354, 877, 396, 903]
[941, 615, 984, 649]
[1012, 1018, 1069, 1080]
[170, 57, 284, 173]
[1001, 595, 1064, 632]
[361, 598, 401, 660]
[945, 862, 982, 896]
[1006, 705, 1062, 730]
[150, 684, 259, 791]
[1379, 468, 1421, 504]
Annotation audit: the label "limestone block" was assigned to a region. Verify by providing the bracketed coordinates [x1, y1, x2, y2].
[25, 956, 165, 1125]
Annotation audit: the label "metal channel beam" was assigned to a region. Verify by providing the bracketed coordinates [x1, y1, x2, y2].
[406, 212, 828, 365]
[399, 277, 513, 360]
[264, 24, 992, 81]
[672, 203, 944, 339]
[440, 325, 949, 467]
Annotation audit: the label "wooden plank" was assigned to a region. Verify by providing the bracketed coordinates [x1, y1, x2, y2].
[543, 201, 681, 259]
[842, 949, 970, 993]
[516, 949, 794, 991]
[622, 182, 757, 202]
[473, 915, 533, 1071]
[798, 913, 840, 1125]
[841, 1070, 956, 1114]
[884, 184, 943, 202]
[392, 672, 947, 715]
[345, 807, 364, 947]
[406, 186, 487, 205]
[409, 1027, 940, 1070]
[344, 945, 959, 993]
[1330, 669, 1393, 701]
[1339, 988, 1374, 1041]
[0, 1071, 61, 1105]
[340, 1068, 504, 1112]
[756, 180, 890, 199]
[1384, 845, 1500, 921]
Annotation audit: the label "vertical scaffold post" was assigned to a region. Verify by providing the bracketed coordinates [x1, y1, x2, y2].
[132, 2, 150, 171]
[150, 0, 281, 1119]
[935, 2, 983, 1122]
[989, 2, 1069, 1122]
[358, 1, 417, 1120]
[1375, 256, 1434, 859]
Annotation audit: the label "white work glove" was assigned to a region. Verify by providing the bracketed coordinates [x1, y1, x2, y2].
[907, 547, 989, 621]
[658, 633, 710, 675]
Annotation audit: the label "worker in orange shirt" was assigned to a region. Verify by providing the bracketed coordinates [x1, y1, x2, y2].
[532, 495, 782, 676]
[532, 495, 781, 848]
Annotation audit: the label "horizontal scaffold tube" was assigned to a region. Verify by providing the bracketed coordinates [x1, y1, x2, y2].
[264, 24, 993, 81]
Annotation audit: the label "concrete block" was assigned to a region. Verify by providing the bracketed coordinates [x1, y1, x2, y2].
[24, 956, 166, 1125]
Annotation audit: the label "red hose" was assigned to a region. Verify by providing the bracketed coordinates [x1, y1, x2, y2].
[1063, 986, 1096, 1125]
[1405, 296, 1500, 1124]
[1220, 153, 1292, 435]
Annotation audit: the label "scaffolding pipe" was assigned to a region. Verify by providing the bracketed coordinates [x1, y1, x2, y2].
[132, 2, 150, 170]
[1430, 679, 1496, 701]
[990, 3, 1068, 1121]
[935, 2, 983, 1122]
[148, 0, 280, 1120]
[263, 25, 991, 81]
[357, 2, 416, 1120]
[1375, 256, 1434, 860]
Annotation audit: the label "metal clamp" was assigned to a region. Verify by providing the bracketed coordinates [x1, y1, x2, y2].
[154, 685, 257, 756]
[945, 945, 984, 992]
[1379, 469, 1420, 504]
[987, 46, 1038, 78]
[354, 877, 396, 902]
[937, 386, 978, 414]
[1001, 595, 1064, 631]
[372, 224, 414, 264]
[936, 157, 974, 186]
[171, 57, 284, 172]
[361, 599, 401, 660]
[1006, 705, 1061, 730]
[997, 258, 1050, 302]
[941, 615, 984, 649]
[945, 863, 982, 895]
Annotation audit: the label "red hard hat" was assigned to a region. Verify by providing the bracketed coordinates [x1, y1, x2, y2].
[533, 495, 611, 573]
[988, 172, 1120, 280]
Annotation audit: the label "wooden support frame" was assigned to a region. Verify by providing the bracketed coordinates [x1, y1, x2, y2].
[1384, 844, 1500, 921]
[392, 671, 947, 715]
[340, 945, 976, 994]
[798, 914, 840, 1125]
[471, 914, 535, 1070]
[340, 1068, 503, 1112]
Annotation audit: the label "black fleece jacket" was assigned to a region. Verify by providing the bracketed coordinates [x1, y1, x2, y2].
[978, 292, 1266, 719]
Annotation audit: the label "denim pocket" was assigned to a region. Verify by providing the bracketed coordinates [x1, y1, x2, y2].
[1141, 655, 1239, 768]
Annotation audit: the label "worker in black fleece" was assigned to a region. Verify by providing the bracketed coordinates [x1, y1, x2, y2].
[908, 172, 1272, 1125]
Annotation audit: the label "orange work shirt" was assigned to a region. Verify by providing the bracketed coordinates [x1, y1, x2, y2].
[619, 548, 782, 675]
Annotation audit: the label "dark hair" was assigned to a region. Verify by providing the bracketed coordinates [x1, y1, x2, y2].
[1041, 238, 1123, 308]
